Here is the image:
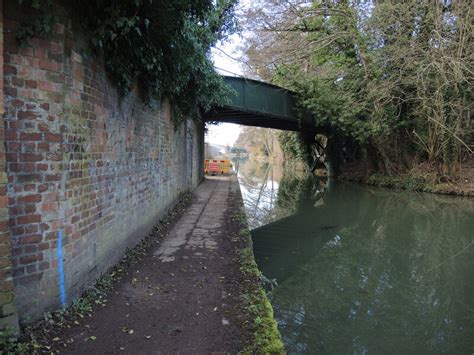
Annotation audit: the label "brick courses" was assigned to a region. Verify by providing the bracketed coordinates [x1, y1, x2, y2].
[0, 1, 204, 323]
[0, 0, 19, 332]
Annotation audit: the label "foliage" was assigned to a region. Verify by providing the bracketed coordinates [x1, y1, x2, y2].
[0, 327, 33, 353]
[242, 0, 473, 177]
[278, 131, 307, 163]
[16, 0, 237, 125]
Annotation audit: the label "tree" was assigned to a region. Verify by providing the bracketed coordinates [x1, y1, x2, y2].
[17, 0, 238, 124]
[241, 0, 473, 178]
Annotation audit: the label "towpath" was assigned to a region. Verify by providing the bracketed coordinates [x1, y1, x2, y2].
[51, 176, 248, 354]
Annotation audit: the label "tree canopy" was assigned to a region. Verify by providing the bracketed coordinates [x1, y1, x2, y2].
[17, 0, 238, 124]
[242, 0, 473, 176]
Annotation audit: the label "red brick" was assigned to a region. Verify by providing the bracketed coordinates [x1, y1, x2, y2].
[12, 226, 25, 236]
[37, 142, 49, 152]
[24, 225, 39, 234]
[6, 152, 18, 162]
[23, 142, 36, 153]
[40, 103, 50, 111]
[36, 163, 48, 171]
[39, 261, 49, 271]
[37, 184, 48, 192]
[23, 162, 36, 173]
[8, 142, 21, 151]
[38, 123, 50, 132]
[8, 163, 21, 173]
[18, 235, 43, 245]
[46, 173, 61, 181]
[38, 243, 49, 251]
[44, 192, 58, 202]
[4, 65, 17, 75]
[18, 194, 42, 204]
[9, 206, 23, 215]
[19, 44, 33, 56]
[25, 80, 38, 89]
[17, 110, 39, 120]
[5, 129, 17, 140]
[17, 174, 41, 183]
[11, 99, 24, 108]
[24, 184, 36, 192]
[41, 202, 57, 212]
[34, 48, 47, 59]
[0, 196, 9, 208]
[39, 80, 62, 93]
[20, 153, 43, 162]
[45, 133, 63, 142]
[38, 60, 59, 72]
[19, 253, 43, 265]
[17, 214, 41, 224]
[20, 132, 42, 141]
[26, 264, 37, 273]
[12, 77, 24, 87]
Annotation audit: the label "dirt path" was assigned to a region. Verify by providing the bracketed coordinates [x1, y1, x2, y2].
[53, 176, 247, 354]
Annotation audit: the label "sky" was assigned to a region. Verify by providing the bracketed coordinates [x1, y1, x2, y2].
[206, 8, 246, 147]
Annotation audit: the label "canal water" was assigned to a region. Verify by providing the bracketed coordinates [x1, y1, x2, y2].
[237, 161, 474, 354]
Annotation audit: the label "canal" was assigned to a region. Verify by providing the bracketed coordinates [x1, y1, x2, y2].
[237, 160, 474, 354]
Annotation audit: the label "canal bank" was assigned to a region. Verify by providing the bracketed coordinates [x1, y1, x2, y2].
[337, 160, 474, 197]
[2, 176, 283, 353]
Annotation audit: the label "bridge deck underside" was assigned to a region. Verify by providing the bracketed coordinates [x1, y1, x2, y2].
[204, 107, 303, 131]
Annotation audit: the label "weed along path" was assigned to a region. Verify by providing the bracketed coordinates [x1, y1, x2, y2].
[31, 176, 283, 354]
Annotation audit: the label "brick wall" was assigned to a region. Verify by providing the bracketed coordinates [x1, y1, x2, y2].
[0, 0, 19, 332]
[2, 1, 204, 322]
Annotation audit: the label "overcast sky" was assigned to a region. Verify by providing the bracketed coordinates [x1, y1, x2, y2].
[206, 7, 246, 147]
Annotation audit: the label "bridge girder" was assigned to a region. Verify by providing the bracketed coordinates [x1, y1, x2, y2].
[204, 76, 314, 132]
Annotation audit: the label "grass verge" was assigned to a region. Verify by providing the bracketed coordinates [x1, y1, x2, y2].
[229, 187, 285, 354]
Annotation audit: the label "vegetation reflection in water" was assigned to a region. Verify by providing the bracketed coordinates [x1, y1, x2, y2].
[237, 162, 474, 354]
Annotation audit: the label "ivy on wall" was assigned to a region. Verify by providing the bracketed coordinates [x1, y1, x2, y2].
[16, 0, 237, 125]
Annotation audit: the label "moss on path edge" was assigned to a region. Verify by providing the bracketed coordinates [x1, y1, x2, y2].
[228, 178, 285, 354]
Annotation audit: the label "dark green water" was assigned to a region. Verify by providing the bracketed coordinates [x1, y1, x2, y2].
[239, 169, 474, 354]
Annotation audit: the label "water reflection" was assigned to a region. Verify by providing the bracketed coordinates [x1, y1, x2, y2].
[240, 162, 474, 354]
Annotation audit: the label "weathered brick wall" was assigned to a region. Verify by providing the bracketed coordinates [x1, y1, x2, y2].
[2, 1, 204, 321]
[0, 0, 19, 331]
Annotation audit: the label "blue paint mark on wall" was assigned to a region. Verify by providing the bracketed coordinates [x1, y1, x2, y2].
[58, 229, 67, 306]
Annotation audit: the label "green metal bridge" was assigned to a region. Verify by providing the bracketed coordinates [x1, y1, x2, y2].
[204, 76, 314, 131]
